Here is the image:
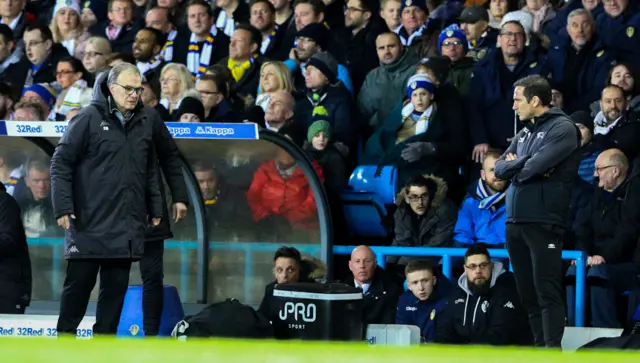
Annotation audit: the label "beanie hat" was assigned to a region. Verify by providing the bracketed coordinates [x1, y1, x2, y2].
[407, 73, 435, 98]
[307, 51, 338, 84]
[54, 0, 81, 17]
[500, 10, 533, 36]
[296, 23, 330, 51]
[175, 96, 205, 122]
[570, 110, 594, 135]
[419, 56, 451, 83]
[438, 24, 468, 53]
[83, 0, 108, 21]
[400, 0, 428, 15]
[308, 106, 331, 143]
[22, 83, 59, 109]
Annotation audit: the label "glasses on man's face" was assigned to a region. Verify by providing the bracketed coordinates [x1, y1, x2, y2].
[114, 83, 144, 96]
[406, 194, 428, 203]
[111, 7, 132, 13]
[595, 165, 617, 175]
[500, 31, 525, 39]
[442, 40, 463, 47]
[160, 76, 179, 84]
[344, 5, 365, 13]
[465, 262, 491, 271]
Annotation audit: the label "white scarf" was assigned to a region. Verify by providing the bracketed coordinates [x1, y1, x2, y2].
[215, 9, 236, 37]
[160, 29, 178, 62]
[187, 25, 218, 79]
[61, 38, 77, 57]
[160, 97, 183, 113]
[57, 79, 88, 117]
[260, 26, 278, 55]
[137, 56, 162, 77]
[255, 93, 271, 111]
[401, 102, 434, 135]
[396, 23, 426, 46]
[594, 115, 621, 136]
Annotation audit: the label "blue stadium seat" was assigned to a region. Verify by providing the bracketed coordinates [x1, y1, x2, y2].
[341, 191, 390, 237]
[117, 285, 185, 337]
[348, 165, 397, 205]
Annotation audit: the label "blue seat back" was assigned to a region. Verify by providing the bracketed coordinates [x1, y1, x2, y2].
[341, 191, 389, 237]
[348, 165, 397, 205]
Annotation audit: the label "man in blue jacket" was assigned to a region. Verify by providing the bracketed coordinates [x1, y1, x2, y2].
[468, 18, 546, 164]
[595, 0, 640, 63]
[454, 150, 508, 248]
[396, 259, 449, 343]
[546, 8, 615, 114]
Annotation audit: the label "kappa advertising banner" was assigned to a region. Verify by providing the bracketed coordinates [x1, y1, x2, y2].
[0, 121, 259, 140]
[0, 314, 94, 338]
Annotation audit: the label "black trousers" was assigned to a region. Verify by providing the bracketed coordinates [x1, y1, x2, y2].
[0, 300, 26, 314]
[506, 223, 565, 348]
[57, 259, 132, 335]
[140, 239, 165, 336]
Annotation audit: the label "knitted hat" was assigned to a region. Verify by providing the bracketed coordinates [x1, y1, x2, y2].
[500, 10, 533, 35]
[400, 0, 428, 15]
[175, 96, 205, 122]
[22, 83, 59, 108]
[54, 0, 81, 17]
[83, 0, 108, 21]
[307, 106, 331, 142]
[307, 51, 338, 84]
[570, 110, 594, 135]
[438, 24, 468, 53]
[406, 73, 435, 98]
[419, 56, 451, 83]
[296, 23, 330, 51]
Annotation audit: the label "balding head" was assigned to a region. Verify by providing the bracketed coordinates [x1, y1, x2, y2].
[376, 32, 402, 65]
[265, 90, 295, 126]
[349, 245, 377, 285]
[595, 148, 628, 192]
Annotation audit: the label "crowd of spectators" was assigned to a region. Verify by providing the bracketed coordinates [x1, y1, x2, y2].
[2, 0, 640, 338]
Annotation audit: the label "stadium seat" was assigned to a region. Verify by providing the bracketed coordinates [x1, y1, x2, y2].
[117, 285, 185, 337]
[341, 191, 391, 237]
[348, 165, 397, 205]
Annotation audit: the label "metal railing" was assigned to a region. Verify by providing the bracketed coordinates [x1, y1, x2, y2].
[27, 239, 587, 327]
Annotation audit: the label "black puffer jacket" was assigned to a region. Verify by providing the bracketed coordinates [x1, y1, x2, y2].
[50, 72, 163, 260]
[0, 182, 32, 307]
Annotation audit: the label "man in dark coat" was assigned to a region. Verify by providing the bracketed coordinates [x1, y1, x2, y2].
[0, 24, 69, 101]
[495, 75, 581, 347]
[348, 245, 402, 325]
[435, 246, 532, 346]
[88, 0, 140, 54]
[595, 0, 640, 64]
[0, 181, 32, 314]
[50, 64, 164, 335]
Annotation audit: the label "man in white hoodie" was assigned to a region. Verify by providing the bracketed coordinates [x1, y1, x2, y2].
[434, 245, 533, 346]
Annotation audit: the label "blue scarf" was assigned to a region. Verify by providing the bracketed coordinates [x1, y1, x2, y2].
[476, 179, 505, 212]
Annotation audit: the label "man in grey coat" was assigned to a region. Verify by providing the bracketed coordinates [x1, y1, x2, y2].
[494, 75, 581, 348]
[51, 63, 164, 335]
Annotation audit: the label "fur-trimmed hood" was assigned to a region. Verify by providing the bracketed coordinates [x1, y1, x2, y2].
[395, 174, 449, 208]
[300, 256, 326, 282]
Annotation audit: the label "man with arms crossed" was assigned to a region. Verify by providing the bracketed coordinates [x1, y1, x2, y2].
[494, 75, 581, 348]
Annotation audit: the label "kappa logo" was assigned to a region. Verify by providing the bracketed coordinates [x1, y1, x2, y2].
[455, 298, 465, 304]
[548, 244, 556, 249]
[100, 120, 110, 131]
[504, 301, 515, 309]
[406, 306, 417, 311]
[68, 245, 80, 253]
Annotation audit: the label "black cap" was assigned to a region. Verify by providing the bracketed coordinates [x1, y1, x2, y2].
[570, 110, 594, 135]
[296, 23, 330, 52]
[459, 5, 489, 24]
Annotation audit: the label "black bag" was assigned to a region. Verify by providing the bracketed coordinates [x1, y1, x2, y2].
[172, 299, 274, 339]
[578, 335, 640, 350]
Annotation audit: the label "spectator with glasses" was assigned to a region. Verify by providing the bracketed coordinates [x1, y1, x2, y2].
[89, 0, 140, 54]
[53, 56, 92, 120]
[158, 62, 194, 115]
[435, 245, 532, 346]
[0, 24, 69, 101]
[82, 36, 112, 77]
[196, 74, 239, 122]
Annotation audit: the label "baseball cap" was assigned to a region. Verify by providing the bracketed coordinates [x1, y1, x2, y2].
[459, 5, 489, 24]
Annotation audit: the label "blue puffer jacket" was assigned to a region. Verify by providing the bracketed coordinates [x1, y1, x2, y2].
[453, 183, 507, 246]
[467, 48, 546, 150]
[596, 6, 640, 63]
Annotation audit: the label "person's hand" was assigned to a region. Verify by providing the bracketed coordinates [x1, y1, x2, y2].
[151, 218, 161, 227]
[472, 143, 489, 163]
[401, 142, 435, 162]
[591, 255, 606, 265]
[173, 202, 188, 223]
[289, 48, 299, 63]
[57, 214, 75, 229]
[506, 153, 518, 161]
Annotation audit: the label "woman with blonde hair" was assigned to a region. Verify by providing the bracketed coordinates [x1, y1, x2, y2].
[159, 63, 195, 114]
[256, 61, 293, 111]
[50, 0, 91, 59]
